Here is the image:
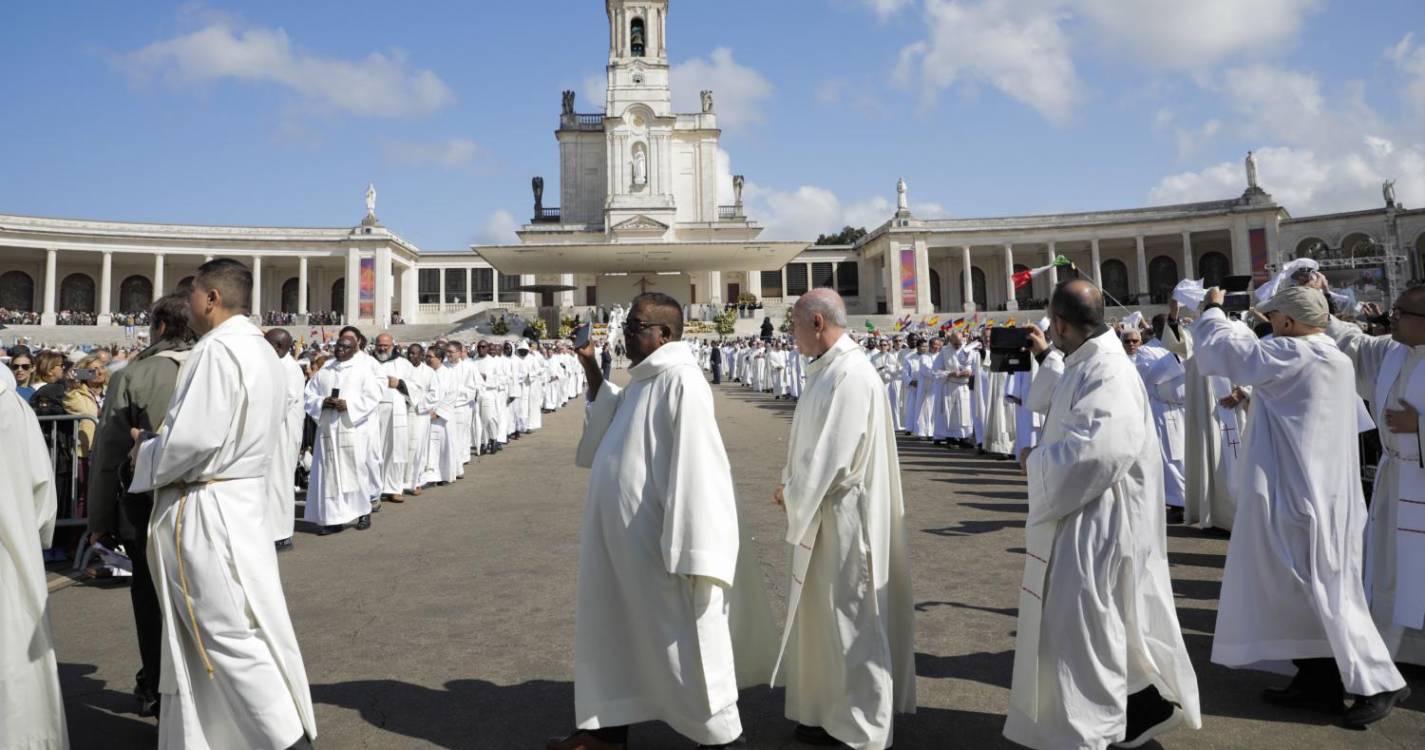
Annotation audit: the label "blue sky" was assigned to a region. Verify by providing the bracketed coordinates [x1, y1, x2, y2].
[2, 1, 1422, 249]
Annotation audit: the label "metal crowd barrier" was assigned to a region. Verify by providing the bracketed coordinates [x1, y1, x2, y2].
[36, 414, 100, 571]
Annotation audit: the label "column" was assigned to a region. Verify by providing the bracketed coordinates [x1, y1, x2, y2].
[745, 270, 762, 302]
[1045, 241, 1058, 292]
[153, 253, 165, 301]
[250, 255, 262, 319]
[1134, 235, 1149, 302]
[98, 251, 113, 324]
[558, 273, 575, 307]
[1090, 238, 1103, 287]
[1002, 244, 1017, 312]
[913, 237, 932, 314]
[374, 246, 392, 326]
[41, 248, 57, 325]
[1229, 217, 1251, 275]
[438, 268, 447, 313]
[465, 268, 475, 310]
[297, 256, 309, 318]
[520, 274, 536, 308]
[345, 247, 360, 323]
[961, 245, 974, 313]
[400, 264, 418, 323]
[708, 270, 722, 304]
[1180, 232, 1194, 280]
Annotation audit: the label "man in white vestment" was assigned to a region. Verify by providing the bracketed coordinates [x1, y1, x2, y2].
[441, 343, 473, 468]
[129, 259, 316, 749]
[373, 333, 415, 503]
[933, 332, 975, 447]
[1, 361, 68, 750]
[773, 289, 916, 750]
[1006, 280, 1200, 749]
[264, 329, 305, 550]
[473, 342, 503, 454]
[873, 340, 904, 430]
[769, 341, 789, 398]
[521, 342, 544, 431]
[911, 339, 941, 439]
[1194, 285, 1409, 727]
[402, 344, 433, 495]
[1328, 289, 1425, 667]
[304, 327, 383, 535]
[1158, 307, 1248, 532]
[552, 292, 776, 750]
[421, 348, 462, 485]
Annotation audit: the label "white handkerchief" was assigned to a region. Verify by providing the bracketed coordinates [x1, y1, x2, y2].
[1171, 278, 1207, 309]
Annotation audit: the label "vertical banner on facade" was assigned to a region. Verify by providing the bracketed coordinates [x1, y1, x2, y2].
[1249, 228, 1269, 284]
[359, 257, 376, 318]
[899, 248, 917, 309]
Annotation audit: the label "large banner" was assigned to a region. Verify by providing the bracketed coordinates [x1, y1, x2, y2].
[359, 257, 375, 319]
[1249, 227, 1269, 283]
[900, 248, 917, 309]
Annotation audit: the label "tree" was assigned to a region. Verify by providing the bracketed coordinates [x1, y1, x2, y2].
[814, 225, 867, 246]
[714, 308, 737, 337]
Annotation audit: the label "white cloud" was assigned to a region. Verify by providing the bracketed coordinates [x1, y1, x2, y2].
[381, 138, 479, 169]
[671, 47, 774, 129]
[476, 209, 519, 245]
[738, 180, 947, 241]
[117, 21, 454, 117]
[894, 0, 1081, 124]
[1075, 0, 1323, 71]
[862, 0, 914, 21]
[1387, 32, 1425, 118]
[581, 73, 607, 110]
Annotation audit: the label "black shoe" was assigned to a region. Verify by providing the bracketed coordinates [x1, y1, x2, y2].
[275, 538, 294, 553]
[1165, 507, 1184, 524]
[318, 525, 342, 536]
[793, 724, 844, 746]
[133, 683, 160, 717]
[1262, 682, 1344, 714]
[1342, 685, 1410, 728]
[355, 515, 371, 531]
[1116, 685, 1182, 748]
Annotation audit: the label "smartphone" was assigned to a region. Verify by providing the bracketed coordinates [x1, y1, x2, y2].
[72, 368, 97, 380]
[572, 323, 591, 349]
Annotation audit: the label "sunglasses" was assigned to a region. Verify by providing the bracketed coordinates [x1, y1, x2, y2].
[9, 362, 33, 370]
[624, 318, 668, 335]
[1390, 307, 1425, 320]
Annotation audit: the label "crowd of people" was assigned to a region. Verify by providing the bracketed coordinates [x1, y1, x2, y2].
[3, 253, 1422, 750]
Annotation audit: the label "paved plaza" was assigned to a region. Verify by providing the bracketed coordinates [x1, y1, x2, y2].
[48, 374, 1425, 749]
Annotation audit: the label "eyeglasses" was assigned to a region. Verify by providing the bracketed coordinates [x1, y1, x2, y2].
[1390, 307, 1425, 320]
[623, 318, 668, 335]
[9, 362, 33, 370]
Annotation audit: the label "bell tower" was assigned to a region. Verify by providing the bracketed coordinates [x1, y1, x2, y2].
[605, 0, 671, 117]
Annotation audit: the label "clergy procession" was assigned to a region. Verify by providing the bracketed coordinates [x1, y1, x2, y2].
[5, 258, 1425, 750]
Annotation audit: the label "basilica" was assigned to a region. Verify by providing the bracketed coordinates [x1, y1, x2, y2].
[1, 0, 1421, 331]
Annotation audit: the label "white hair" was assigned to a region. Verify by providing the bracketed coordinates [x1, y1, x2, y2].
[797, 289, 848, 328]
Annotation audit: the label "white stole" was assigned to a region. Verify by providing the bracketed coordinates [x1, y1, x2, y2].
[1373, 346, 1425, 627]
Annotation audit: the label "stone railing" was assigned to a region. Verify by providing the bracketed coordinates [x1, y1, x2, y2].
[717, 205, 743, 220]
[532, 207, 561, 224]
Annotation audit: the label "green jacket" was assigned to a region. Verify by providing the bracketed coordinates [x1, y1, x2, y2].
[86, 338, 191, 536]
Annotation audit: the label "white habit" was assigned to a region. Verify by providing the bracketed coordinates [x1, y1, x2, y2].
[303, 355, 383, 527]
[1005, 330, 1201, 749]
[0, 368, 68, 750]
[1161, 323, 1246, 531]
[776, 334, 917, 750]
[130, 315, 316, 749]
[374, 354, 416, 495]
[572, 342, 776, 746]
[1193, 308, 1406, 696]
[265, 354, 305, 541]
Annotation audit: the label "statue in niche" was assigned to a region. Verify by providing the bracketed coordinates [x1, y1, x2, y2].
[1245, 151, 1259, 189]
[532, 176, 544, 212]
[632, 148, 647, 187]
[365, 182, 377, 218]
[561, 90, 575, 116]
[896, 177, 908, 212]
[1383, 179, 1396, 207]
[733, 174, 745, 207]
[700, 89, 715, 113]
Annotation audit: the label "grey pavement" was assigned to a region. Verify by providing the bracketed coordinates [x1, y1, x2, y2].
[49, 373, 1425, 749]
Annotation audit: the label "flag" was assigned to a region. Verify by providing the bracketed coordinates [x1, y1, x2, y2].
[952, 317, 968, 330]
[865, 319, 876, 333]
[1005, 317, 1017, 327]
[926, 315, 940, 328]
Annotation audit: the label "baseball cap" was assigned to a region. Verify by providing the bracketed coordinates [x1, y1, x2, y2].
[1256, 285, 1329, 327]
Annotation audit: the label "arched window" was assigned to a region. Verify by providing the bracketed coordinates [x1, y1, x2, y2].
[1295, 237, 1332, 260]
[1342, 232, 1377, 258]
[1100, 259, 1130, 304]
[119, 275, 153, 312]
[929, 268, 942, 310]
[1148, 256, 1179, 304]
[1013, 264, 1034, 305]
[837, 261, 859, 297]
[331, 279, 345, 314]
[281, 278, 300, 313]
[630, 17, 646, 57]
[971, 267, 987, 309]
[0, 270, 35, 311]
[60, 273, 95, 312]
[1199, 252, 1230, 288]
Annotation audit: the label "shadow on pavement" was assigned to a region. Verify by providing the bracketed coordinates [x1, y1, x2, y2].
[916, 649, 1015, 690]
[923, 519, 1025, 537]
[915, 600, 1018, 619]
[58, 662, 156, 748]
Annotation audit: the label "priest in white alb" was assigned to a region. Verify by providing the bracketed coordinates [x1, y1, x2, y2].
[421, 347, 462, 486]
[402, 344, 433, 495]
[1194, 284, 1409, 728]
[373, 333, 415, 503]
[263, 328, 305, 550]
[550, 292, 776, 750]
[129, 259, 315, 749]
[773, 289, 916, 750]
[933, 330, 975, 447]
[304, 326, 384, 535]
[1328, 289, 1425, 667]
[0, 360, 68, 750]
[1006, 280, 1200, 750]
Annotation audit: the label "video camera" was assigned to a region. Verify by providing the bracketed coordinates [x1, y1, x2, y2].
[1222, 275, 1253, 313]
[989, 327, 1032, 373]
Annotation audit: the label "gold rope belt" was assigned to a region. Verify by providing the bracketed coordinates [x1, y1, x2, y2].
[172, 478, 230, 679]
